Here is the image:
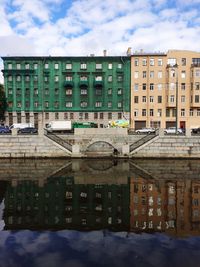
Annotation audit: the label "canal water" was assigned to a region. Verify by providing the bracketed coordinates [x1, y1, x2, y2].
[0, 158, 200, 267]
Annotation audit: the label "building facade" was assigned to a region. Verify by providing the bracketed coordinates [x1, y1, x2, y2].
[2, 55, 130, 128]
[131, 50, 200, 130]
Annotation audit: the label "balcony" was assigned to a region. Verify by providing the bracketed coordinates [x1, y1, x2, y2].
[64, 81, 74, 87]
[94, 80, 103, 87]
[79, 80, 89, 87]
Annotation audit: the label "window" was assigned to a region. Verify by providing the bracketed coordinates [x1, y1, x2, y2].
[45, 88, 49, 95]
[34, 88, 38, 95]
[66, 101, 72, 107]
[55, 63, 59, 69]
[181, 71, 186, 78]
[170, 95, 175, 103]
[34, 63, 38, 69]
[167, 58, 176, 66]
[158, 71, 162, 78]
[96, 63, 102, 69]
[117, 75, 123, 82]
[95, 75, 102, 81]
[34, 75, 38, 82]
[118, 102, 122, 108]
[118, 113, 122, 119]
[16, 63, 21, 69]
[158, 84, 162, 90]
[181, 83, 186, 90]
[45, 113, 49, 120]
[142, 58, 147, 66]
[95, 101, 102, 107]
[134, 109, 138, 117]
[8, 63, 12, 70]
[44, 76, 48, 82]
[80, 75, 87, 81]
[55, 88, 59, 95]
[108, 63, 112, 69]
[108, 75, 112, 82]
[158, 58, 163, 66]
[66, 89, 72, 95]
[134, 71, 139, 78]
[108, 88, 112, 95]
[195, 69, 200, 77]
[134, 58, 139, 66]
[142, 109, 146, 116]
[170, 83, 175, 90]
[108, 101, 112, 108]
[190, 109, 194, 116]
[118, 88, 122, 95]
[134, 84, 139, 91]
[70, 113, 74, 119]
[45, 101, 49, 108]
[8, 75, 12, 81]
[182, 58, 186, 66]
[34, 101, 39, 108]
[66, 76, 72, 81]
[108, 112, 112, 119]
[17, 102, 22, 108]
[195, 95, 199, 103]
[172, 108, 176, 117]
[54, 75, 59, 82]
[157, 109, 162, 117]
[150, 71, 154, 78]
[80, 89, 87, 95]
[134, 96, 139, 103]
[25, 75, 30, 82]
[150, 58, 154, 66]
[142, 71, 146, 78]
[81, 63, 87, 69]
[66, 63, 72, 69]
[143, 83, 146, 90]
[25, 63, 29, 69]
[100, 113, 104, 119]
[16, 75, 21, 82]
[94, 112, 98, 119]
[85, 113, 88, 119]
[54, 101, 59, 108]
[158, 96, 162, 103]
[16, 88, 21, 96]
[142, 96, 146, 102]
[150, 83, 154, 90]
[150, 109, 154, 116]
[195, 82, 200, 90]
[181, 95, 185, 103]
[166, 109, 170, 117]
[80, 101, 87, 107]
[55, 112, 59, 120]
[118, 63, 122, 69]
[96, 88, 102, 95]
[181, 109, 185, 116]
[8, 88, 12, 95]
[44, 63, 49, 69]
[150, 96, 154, 103]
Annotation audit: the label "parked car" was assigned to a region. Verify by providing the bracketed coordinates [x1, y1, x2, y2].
[18, 127, 38, 134]
[164, 127, 184, 134]
[135, 127, 156, 134]
[0, 126, 11, 134]
[191, 127, 200, 134]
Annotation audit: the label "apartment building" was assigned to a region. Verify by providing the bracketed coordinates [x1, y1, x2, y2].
[131, 50, 200, 130]
[2, 54, 130, 128]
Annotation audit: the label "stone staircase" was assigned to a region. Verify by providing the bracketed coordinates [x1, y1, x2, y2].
[44, 130, 72, 153]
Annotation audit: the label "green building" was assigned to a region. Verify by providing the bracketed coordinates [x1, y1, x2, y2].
[2, 55, 131, 128]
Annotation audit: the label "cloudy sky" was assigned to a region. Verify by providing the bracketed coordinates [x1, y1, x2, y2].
[1, 0, 200, 82]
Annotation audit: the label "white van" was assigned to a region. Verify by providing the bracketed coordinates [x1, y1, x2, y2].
[9, 123, 34, 130]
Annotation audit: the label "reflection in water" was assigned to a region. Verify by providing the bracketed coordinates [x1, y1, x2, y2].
[0, 159, 200, 266]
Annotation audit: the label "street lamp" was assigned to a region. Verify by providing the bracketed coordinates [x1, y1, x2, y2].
[171, 64, 178, 133]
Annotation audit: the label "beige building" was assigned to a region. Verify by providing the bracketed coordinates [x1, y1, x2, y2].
[131, 50, 200, 130]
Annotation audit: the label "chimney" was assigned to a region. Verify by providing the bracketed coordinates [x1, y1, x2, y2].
[126, 47, 132, 56]
[103, 50, 107, 56]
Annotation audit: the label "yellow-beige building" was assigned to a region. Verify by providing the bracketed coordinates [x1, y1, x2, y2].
[130, 50, 200, 130]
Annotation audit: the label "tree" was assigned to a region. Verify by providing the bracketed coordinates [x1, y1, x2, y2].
[0, 84, 7, 123]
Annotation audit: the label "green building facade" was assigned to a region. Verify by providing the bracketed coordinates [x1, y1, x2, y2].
[2, 55, 131, 128]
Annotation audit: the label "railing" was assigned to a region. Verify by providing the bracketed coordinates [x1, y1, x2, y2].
[44, 130, 72, 152]
[130, 130, 159, 153]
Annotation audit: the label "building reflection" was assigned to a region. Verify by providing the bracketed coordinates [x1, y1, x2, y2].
[1, 159, 200, 237]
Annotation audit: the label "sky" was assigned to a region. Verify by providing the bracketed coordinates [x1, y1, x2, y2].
[1, 0, 200, 82]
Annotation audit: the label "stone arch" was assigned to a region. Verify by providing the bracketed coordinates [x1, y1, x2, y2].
[85, 141, 118, 156]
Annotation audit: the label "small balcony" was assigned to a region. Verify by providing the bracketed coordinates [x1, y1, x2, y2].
[64, 81, 74, 87]
[94, 80, 103, 87]
[79, 80, 89, 87]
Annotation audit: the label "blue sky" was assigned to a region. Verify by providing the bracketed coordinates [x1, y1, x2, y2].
[1, 0, 200, 83]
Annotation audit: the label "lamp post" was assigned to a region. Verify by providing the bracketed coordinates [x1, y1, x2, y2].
[175, 65, 178, 133]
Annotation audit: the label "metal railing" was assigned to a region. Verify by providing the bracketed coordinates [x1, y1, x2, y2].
[44, 130, 72, 152]
[130, 130, 159, 153]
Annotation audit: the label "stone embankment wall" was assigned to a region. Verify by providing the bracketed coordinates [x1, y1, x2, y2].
[132, 136, 200, 158]
[0, 135, 70, 158]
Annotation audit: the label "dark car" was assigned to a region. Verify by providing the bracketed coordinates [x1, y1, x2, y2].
[0, 126, 11, 134]
[18, 127, 38, 134]
[191, 127, 200, 134]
